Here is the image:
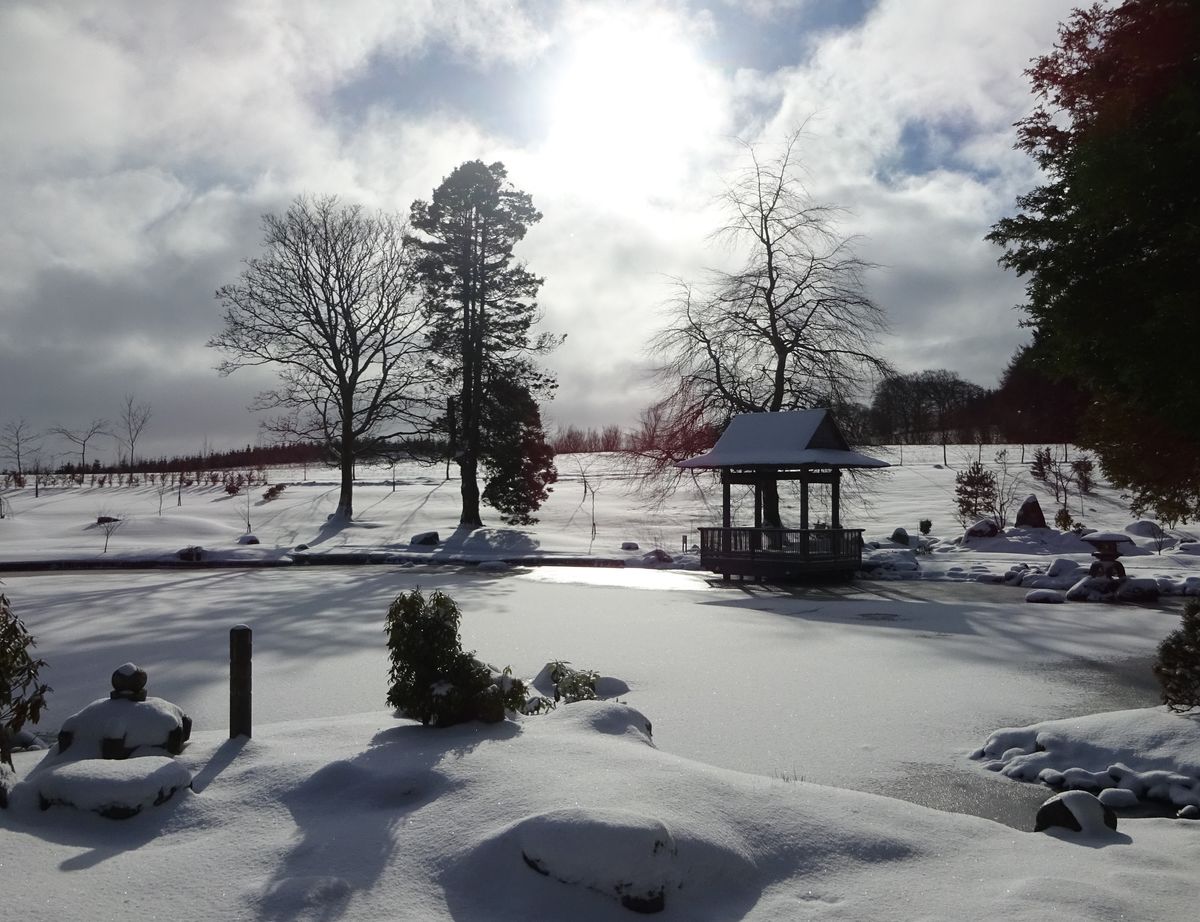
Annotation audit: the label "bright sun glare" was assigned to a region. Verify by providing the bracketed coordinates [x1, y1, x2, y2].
[543, 13, 719, 199]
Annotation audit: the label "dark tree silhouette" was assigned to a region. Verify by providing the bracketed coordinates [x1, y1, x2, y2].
[211, 195, 430, 520]
[409, 160, 558, 527]
[988, 0, 1200, 521]
[50, 418, 110, 473]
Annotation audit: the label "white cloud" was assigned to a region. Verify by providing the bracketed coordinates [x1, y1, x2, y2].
[0, 0, 1082, 446]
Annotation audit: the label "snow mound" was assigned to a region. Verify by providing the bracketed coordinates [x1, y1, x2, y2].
[543, 699, 654, 745]
[515, 808, 678, 913]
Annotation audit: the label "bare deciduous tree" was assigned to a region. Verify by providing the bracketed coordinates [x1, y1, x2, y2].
[210, 195, 431, 521]
[50, 418, 110, 472]
[640, 131, 890, 524]
[0, 419, 41, 479]
[119, 396, 151, 483]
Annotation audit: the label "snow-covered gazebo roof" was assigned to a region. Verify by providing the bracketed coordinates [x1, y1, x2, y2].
[677, 410, 889, 471]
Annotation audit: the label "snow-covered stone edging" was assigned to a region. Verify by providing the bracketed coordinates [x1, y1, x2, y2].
[972, 707, 1200, 815]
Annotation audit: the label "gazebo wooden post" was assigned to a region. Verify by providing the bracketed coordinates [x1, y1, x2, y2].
[800, 470, 810, 530]
[720, 471, 732, 581]
[831, 468, 842, 529]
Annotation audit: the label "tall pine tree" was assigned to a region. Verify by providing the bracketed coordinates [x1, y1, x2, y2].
[409, 161, 558, 527]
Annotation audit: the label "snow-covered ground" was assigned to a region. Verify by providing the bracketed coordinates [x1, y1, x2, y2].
[2, 447, 1198, 920]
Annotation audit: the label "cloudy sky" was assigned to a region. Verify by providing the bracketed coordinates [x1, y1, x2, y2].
[1, 0, 1080, 461]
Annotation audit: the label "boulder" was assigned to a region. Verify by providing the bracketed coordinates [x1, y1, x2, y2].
[620, 541, 639, 551]
[1024, 589, 1065, 604]
[1035, 791, 1117, 835]
[1047, 558, 1080, 578]
[1116, 578, 1160, 603]
[237, 534, 260, 545]
[641, 549, 673, 564]
[1066, 575, 1117, 602]
[890, 527, 910, 546]
[410, 531, 440, 546]
[1014, 495, 1047, 529]
[964, 519, 999, 540]
[1177, 804, 1200, 820]
[177, 545, 204, 562]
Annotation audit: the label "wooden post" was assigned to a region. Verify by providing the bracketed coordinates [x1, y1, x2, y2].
[230, 625, 252, 739]
[800, 471, 810, 530]
[831, 469, 842, 529]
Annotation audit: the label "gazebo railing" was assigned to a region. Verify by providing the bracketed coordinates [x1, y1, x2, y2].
[698, 527, 863, 575]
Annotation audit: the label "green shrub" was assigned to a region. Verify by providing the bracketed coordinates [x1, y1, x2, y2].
[544, 661, 599, 703]
[1153, 600, 1200, 713]
[1, 594, 51, 770]
[384, 589, 525, 727]
[918, 519, 932, 536]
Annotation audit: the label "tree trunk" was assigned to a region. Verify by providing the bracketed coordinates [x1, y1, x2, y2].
[335, 423, 354, 519]
[761, 480, 783, 528]
[335, 455, 354, 520]
[458, 454, 482, 527]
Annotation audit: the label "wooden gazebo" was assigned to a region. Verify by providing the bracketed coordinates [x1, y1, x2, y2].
[678, 410, 888, 581]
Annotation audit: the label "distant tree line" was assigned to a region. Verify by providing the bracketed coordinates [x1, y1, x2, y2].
[863, 345, 1085, 448]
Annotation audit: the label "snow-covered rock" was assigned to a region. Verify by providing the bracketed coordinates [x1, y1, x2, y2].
[410, 531, 440, 546]
[1024, 589, 1065, 604]
[1115, 578, 1159, 602]
[237, 533, 260, 545]
[515, 808, 678, 913]
[890, 527, 910, 546]
[963, 519, 999, 540]
[1035, 791, 1117, 836]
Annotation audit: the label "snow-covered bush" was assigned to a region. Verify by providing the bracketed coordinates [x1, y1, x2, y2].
[542, 661, 599, 703]
[384, 589, 525, 727]
[1, 594, 50, 772]
[1153, 600, 1200, 713]
[1055, 507, 1073, 531]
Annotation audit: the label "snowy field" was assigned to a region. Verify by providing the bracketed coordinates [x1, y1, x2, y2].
[2, 446, 1198, 920]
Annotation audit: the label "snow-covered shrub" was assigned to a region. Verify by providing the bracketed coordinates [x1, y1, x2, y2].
[1153, 600, 1200, 713]
[954, 461, 996, 526]
[542, 661, 599, 703]
[0, 594, 50, 772]
[224, 481, 241, 496]
[384, 589, 525, 727]
[1055, 507, 1074, 531]
[918, 518, 932, 536]
[262, 483, 286, 502]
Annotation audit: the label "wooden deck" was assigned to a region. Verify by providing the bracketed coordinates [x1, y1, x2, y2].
[698, 527, 864, 581]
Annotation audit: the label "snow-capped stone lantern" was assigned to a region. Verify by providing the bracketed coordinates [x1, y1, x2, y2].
[15, 664, 196, 820]
[1080, 532, 1134, 582]
[57, 663, 192, 759]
